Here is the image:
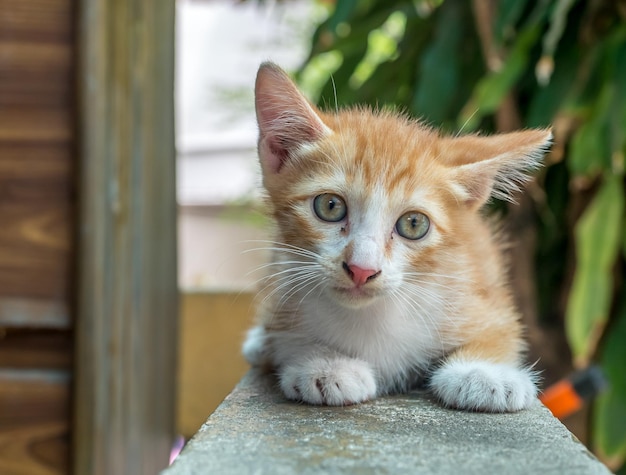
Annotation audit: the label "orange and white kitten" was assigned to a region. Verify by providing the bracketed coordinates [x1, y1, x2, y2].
[243, 62, 552, 412]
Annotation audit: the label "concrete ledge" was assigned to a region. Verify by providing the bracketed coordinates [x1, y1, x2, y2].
[165, 370, 611, 474]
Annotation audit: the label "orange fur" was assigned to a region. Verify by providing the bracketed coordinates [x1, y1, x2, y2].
[243, 62, 552, 411]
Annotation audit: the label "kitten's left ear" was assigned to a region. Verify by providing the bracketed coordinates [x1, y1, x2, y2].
[444, 129, 553, 209]
[255, 62, 331, 175]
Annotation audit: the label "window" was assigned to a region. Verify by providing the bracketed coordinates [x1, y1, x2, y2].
[176, 0, 319, 290]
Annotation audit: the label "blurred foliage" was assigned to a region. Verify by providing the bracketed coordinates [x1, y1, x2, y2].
[296, 0, 626, 469]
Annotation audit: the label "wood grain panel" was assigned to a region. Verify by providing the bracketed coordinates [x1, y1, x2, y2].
[0, 107, 71, 142]
[0, 146, 72, 309]
[0, 203, 69, 301]
[0, 329, 71, 367]
[0, 0, 72, 42]
[0, 203, 69, 252]
[0, 42, 71, 107]
[0, 0, 73, 107]
[0, 42, 70, 74]
[0, 297, 69, 329]
[0, 0, 74, 323]
[0, 78, 71, 107]
[0, 0, 74, 472]
[0, 370, 69, 475]
[0, 144, 72, 202]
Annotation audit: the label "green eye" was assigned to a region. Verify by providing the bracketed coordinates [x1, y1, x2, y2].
[395, 212, 430, 240]
[313, 193, 347, 222]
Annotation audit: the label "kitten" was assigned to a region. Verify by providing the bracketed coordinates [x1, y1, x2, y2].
[242, 62, 552, 412]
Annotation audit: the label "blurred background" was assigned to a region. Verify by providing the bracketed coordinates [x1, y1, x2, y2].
[0, 0, 624, 474]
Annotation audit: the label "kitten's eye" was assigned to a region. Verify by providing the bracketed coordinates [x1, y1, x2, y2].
[313, 193, 347, 222]
[395, 212, 430, 240]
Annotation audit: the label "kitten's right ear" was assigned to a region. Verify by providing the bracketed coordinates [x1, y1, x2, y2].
[255, 62, 331, 174]
[444, 129, 552, 209]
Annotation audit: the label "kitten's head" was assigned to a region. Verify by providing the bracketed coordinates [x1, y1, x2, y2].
[255, 62, 551, 309]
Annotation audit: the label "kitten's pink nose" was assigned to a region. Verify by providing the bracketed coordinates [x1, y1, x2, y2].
[343, 262, 381, 287]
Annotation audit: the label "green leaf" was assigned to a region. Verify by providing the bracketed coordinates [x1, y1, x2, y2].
[318, 48, 367, 107]
[412, 0, 465, 123]
[608, 31, 626, 166]
[535, 162, 570, 321]
[526, 43, 579, 127]
[567, 77, 615, 177]
[594, 285, 626, 464]
[306, 0, 384, 58]
[357, 56, 406, 105]
[622, 214, 626, 259]
[565, 175, 625, 363]
[297, 51, 343, 103]
[327, 0, 361, 31]
[350, 10, 407, 90]
[493, 0, 531, 45]
[567, 115, 610, 178]
[457, 24, 541, 131]
[541, 0, 578, 58]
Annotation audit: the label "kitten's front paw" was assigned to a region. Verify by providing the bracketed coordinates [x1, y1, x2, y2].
[280, 358, 377, 406]
[242, 325, 269, 366]
[430, 360, 538, 412]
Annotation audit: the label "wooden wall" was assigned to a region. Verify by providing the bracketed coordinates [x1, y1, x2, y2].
[0, 0, 75, 473]
[0, 1, 178, 473]
[74, 1, 178, 473]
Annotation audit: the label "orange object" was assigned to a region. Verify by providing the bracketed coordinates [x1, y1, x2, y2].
[540, 379, 583, 419]
[540, 366, 607, 419]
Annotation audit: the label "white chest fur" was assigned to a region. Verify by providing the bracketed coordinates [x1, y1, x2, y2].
[297, 294, 450, 390]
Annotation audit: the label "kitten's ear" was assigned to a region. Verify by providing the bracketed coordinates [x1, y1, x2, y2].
[445, 129, 552, 209]
[255, 62, 331, 175]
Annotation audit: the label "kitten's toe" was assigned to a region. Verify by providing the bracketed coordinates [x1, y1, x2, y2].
[280, 365, 325, 404]
[279, 358, 377, 406]
[430, 360, 538, 412]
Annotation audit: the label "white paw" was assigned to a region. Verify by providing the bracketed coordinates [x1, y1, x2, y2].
[279, 358, 377, 406]
[429, 360, 538, 412]
[242, 325, 269, 366]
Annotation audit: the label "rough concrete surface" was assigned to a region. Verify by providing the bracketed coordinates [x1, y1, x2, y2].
[165, 370, 612, 475]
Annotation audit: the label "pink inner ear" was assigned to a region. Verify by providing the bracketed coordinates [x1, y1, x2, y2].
[259, 136, 289, 174]
[445, 128, 552, 208]
[457, 165, 497, 209]
[254, 62, 330, 175]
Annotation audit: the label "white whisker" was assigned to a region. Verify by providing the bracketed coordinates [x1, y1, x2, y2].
[261, 267, 321, 306]
[403, 270, 474, 283]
